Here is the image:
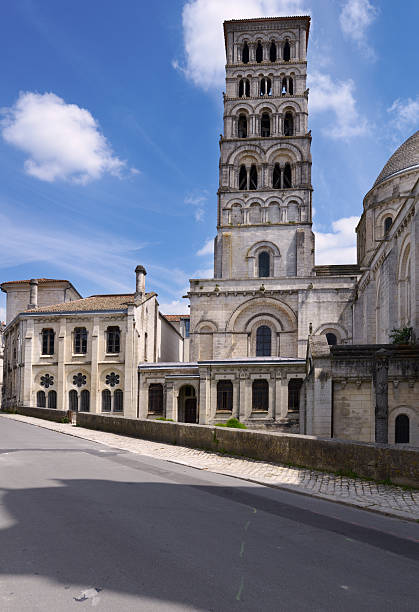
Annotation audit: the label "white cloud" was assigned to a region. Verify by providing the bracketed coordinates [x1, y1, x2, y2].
[1, 92, 127, 184]
[197, 239, 214, 256]
[339, 0, 378, 60]
[184, 191, 208, 221]
[308, 71, 369, 140]
[159, 299, 190, 315]
[315, 216, 359, 265]
[175, 0, 309, 90]
[387, 96, 419, 132]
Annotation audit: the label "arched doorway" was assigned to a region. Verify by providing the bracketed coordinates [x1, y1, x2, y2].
[178, 385, 197, 423]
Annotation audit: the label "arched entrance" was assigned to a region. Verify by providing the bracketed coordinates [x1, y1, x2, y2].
[178, 385, 197, 423]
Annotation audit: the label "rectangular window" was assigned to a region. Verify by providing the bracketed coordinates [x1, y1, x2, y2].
[74, 327, 88, 354]
[106, 326, 120, 353]
[42, 329, 54, 355]
[183, 318, 190, 338]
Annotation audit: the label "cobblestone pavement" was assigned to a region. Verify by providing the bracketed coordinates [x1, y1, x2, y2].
[2, 413, 419, 521]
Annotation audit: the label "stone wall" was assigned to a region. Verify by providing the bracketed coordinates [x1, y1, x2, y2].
[12, 405, 70, 423]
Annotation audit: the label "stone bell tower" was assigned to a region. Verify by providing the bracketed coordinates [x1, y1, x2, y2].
[214, 16, 314, 280]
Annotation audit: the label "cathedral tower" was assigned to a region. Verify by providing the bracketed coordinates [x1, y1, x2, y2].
[214, 16, 314, 279]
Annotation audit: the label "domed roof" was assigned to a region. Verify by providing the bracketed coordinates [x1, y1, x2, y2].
[374, 130, 419, 187]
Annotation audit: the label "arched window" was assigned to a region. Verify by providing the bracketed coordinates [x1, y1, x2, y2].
[281, 77, 287, 95]
[259, 77, 272, 96]
[114, 389, 124, 413]
[217, 380, 233, 412]
[48, 390, 57, 409]
[284, 112, 294, 136]
[148, 383, 163, 414]
[239, 165, 247, 190]
[258, 251, 270, 277]
[395, 414, 409, 444]
[80, 389, 90, 412]
[261, 113, 270, 137]
[384, 216, 392, 235]
[42, 329, 54, 355]
[252, 380, 269, 411]
[102, 389, 111, 412]
[238, 114, 247, 138]
[289, 77, 294, 95]
[249, 165, 258, 190]
[74, 327, 87, 354]
[283, 163, 292, 188]
[242, 42, 249, 64]
[69, 389, 78, 412]
[239, 78, 250, 98]
[283, 40, 290, 61]
[37, 390, 46, 408]
[256, 325, 271, 356]
[256, 41, 263, 63]
[273, 163, 281, 189]
[106, 326, 120, 354]
[269, 41, 277, 62]
[326, 332, 337, 346]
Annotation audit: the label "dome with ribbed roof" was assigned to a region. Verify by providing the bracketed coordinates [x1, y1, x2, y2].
[374, 131, 419, 187]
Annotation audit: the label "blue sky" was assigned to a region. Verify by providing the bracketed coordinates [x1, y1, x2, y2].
[1, 0, 418, 320]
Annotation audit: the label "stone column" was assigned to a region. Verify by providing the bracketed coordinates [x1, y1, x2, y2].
[165, 381, 176, 421]
[233, 378, 240, 418]
[374, 349, 389, 443]
[238, 370, 247, 420]
[23, 319, 34, 406]
[279, 374, 288, 418]
[90, 317, 99, 413]
[57, 318, 66, 411]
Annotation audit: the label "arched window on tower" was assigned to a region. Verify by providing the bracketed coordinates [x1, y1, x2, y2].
[239, 165, 247, 190]
[283, 40, 290, 61]
[261, 113, 270, 137]
[256, 326, 271, 356]
[249, 165, 258, 190]
[284, 112, 294, 136]
[384, 216, 392, 235]
[273, 163, 281, 189]
[269, 41, 277, 62]
[242, 42, 249, 64]
[239, 78, 250, 98]
[238, 114, 247, 138]
[258, 251, 270, 277]
[289, 77, 294, 95]
[283, 163, 292, 188]
[256, 41, 263, 63]
[259, 77, 272, 96]
[395, 414, 409, 443]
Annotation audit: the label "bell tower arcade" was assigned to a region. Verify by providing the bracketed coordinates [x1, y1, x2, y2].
[214, 16, 313, 280]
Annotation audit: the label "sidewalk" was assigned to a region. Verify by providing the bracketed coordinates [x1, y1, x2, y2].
[1, 412, 418, 521]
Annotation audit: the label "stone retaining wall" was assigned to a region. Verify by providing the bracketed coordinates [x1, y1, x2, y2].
[13, 405, 71, 423]
[76, 412, 419, 488]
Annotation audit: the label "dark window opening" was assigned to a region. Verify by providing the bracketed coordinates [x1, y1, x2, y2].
[48, 390, 57, 409]
[256, 325, 271, 356]
[261, 113, 270, 137]
[69, 389, 78, 412]
[114, 389, 123, 412]
[258, 251, 270, 277]
[74, 327, 87, 354]
[102, 389, 111, 412]
[42, 329, 54, 355]
[283, 163, 292, 188]
[148, 383, 164, 414]
[80, 389, 90, 412]
[273, 163, 281, 189]
[239, 79, 244, 97]
[249, 165, 258, 190]
[238, 114, 247, 138]
[281, 77, 287, 95]
[239, 78, 250, 98]
[242, 42, 249, 64]
[283, 40, 290, 61]
[289, 77, 294, 95]
[269, 41, 277, 62]
[384, 216, 392, 235]
[395, 414, 409, 444]
[260, 77, 271, 96]
[239, 165, 247, 190]
[106, 326, 120, 354]
[288, 379, 303, 411]
[284, 112, 294, 136]
[252, 379, 269, 411]
[217, 380, 233, 412]
[326, 332, 337, 346]
[183, 318, 190, 338]
[256, 41, 263, 63]
[37, 390, 46, 408]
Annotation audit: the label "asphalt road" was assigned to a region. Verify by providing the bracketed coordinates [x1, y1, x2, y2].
[0, 418, 418, 611]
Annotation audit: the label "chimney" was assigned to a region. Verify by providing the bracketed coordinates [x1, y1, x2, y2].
[135, 265, 147, 301]
[28, 279, 38, 310]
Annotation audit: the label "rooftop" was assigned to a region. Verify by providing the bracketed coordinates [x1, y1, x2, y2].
[163, 314, 190, 321]
[22, 293, 155, 315]
[373, 130, 419, 187]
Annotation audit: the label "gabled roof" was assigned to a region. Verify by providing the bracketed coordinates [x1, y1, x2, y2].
[22, 292, 155, 315]
[163, 314, 190, 321]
